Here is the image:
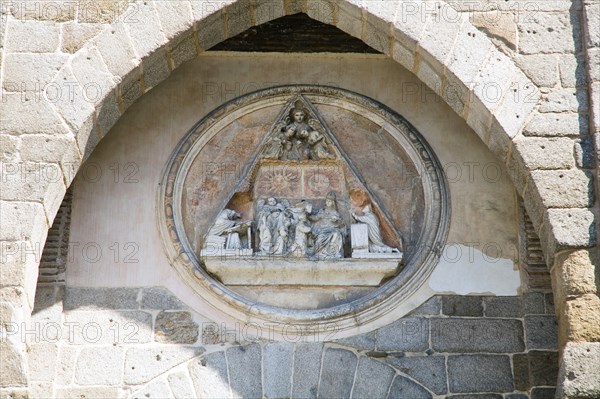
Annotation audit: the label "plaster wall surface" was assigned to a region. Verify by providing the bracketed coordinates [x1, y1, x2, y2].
[66, 53, 521, 314]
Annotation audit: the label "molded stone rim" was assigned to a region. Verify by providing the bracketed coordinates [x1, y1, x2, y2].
[157, 85, 450, 334]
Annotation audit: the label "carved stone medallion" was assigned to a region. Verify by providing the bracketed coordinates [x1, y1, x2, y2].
[158, 86, 449, 335]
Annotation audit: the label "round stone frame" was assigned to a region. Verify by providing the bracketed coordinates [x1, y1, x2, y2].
[158, 85, 450, 336]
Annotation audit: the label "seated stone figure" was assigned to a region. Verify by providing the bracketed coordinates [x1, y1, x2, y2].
[311, 192, 345, 259]
[203, 209, 251, 255]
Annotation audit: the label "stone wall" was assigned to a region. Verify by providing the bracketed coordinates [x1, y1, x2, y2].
[27, 286, 558, 399]
[0, 0, 598, 397]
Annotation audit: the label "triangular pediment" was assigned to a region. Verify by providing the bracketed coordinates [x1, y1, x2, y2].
[200, 94, 403, 266]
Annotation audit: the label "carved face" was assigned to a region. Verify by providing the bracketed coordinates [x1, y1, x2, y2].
[325, 198, 335, 208]
[293, 110, 305, 123]
[267, 197, 277, 206]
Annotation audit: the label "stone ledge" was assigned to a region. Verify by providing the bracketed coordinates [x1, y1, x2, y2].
[203, 257, 401, 286]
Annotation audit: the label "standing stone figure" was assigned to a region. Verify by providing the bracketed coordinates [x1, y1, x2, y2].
[311, 192, 345, 259]
[352, 204, 398, 253]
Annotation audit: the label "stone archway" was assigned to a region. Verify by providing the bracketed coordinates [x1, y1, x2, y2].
[0, 0, 597, 394]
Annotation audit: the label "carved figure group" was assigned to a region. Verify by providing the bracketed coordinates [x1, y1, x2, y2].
[255, 193, 345, 259]
[263, 106, 336, 161]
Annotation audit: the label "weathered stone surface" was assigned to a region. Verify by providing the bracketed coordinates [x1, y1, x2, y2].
[2, 53, 68, 91]
[558, 342, 600, 398]
[0, 161, 66, 222]
[188, 351, 230, 399]
[28, 343, 57, 382]
[447, 20, 492, 86]
[318, 348, 357, 399]
[552, 250, 598, 306]
[387, 375, 432, 399]
[542, 208, 596, 255]
[0, 201, 48, 243]
[335, 331, 376, 351]
[540, 88, 588, 113]
[96, 91, 122, 135]
[529, 350, 559, 386]
[255, 0, 285, 25]
[170, 33, 198, 70]
[263, 342, 293, 398]
[559, 54, 587, 88]
[447, 355, 514, 393]
[18, 135, 81, 183]
[528, 170, 594, 222]
[525, 316, 558, 350]
[62, 22, 104, 53]
[514, 54, 558, 88]
[77, 0, 129, 23]
[155, 311, 199, 344]
[71, 46, 119, 105]
[142, 49, 171, 91]
[352, 357, 395, 399]
[227, 343, 262, 399]
[523, 292, 546, 315]
[167, 370, 196, 399]
[332, 2, 362, 38]
[587, 48, 600, 82]
[376, 317, 429, 352]
[196, 8, 225, 50]
[54, 387, 122, 399]
[0, 135, 19, 162]
[64, 287, 138, 311]
[224, 0, 253, 39]
[0, 341, 27, 386]
[447, 395, 503, 399]
[55, 345, 78, 385]
[409, 296, 441, 316]
[124, 1, 167, 58]
[392, 3, 427, 50]
[29, 381, 53, 399]
[545, 293, 555, 315]
[4, 19, 59, 52]
[483, 296, 523, 318]
[432, 318, 524, 353]
[418, 8, 464, 68]
[471, 11, 516, 49]
[49, 65, 95, 133]
[93, 22, 139, 77]
[575, 136, 597, 169]
[131, 378, 174, 399]
[442, 296, 483, 317]
[8, 0, 77, 21]
[141, 287, 185, 310]
[308, 0, 338, 26]
[565, 294, 600, 342]
[385, 355, 447, 395]
[119, 67, 143, 110]
[292, 343, 323, 398]
[125, 346, 205, 385]
[518, 12, 581, 54]
[0, 93, 69, 135]
[513, 137, 575, 170]
[154, 0, 193, 40]
[74, 346, 124, 385]
[513, 353, 529, 391]
[524, 112, 589, 137]
[530, 388, 556, 399]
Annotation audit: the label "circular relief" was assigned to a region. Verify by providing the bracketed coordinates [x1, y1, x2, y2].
[158, 86, 449, 337]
